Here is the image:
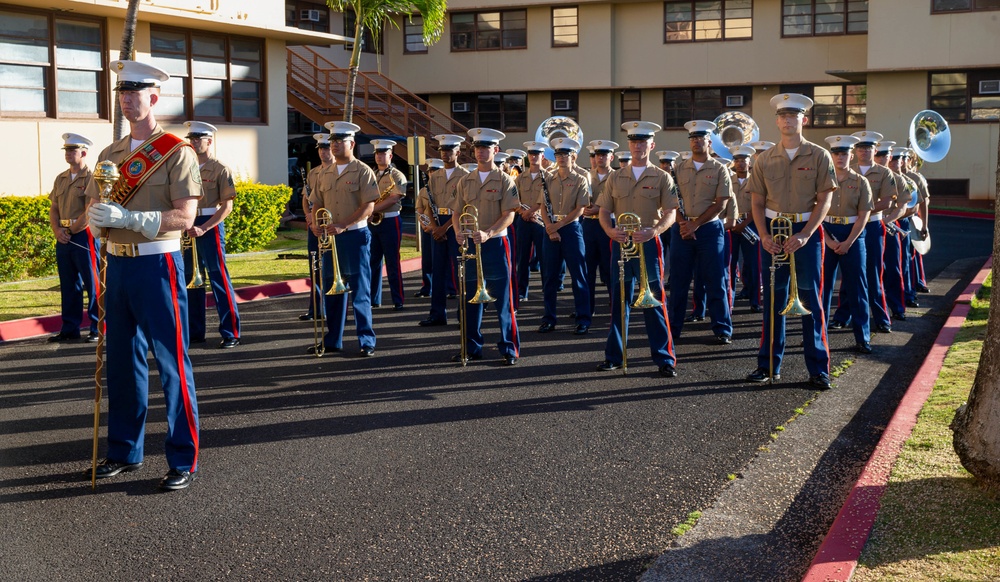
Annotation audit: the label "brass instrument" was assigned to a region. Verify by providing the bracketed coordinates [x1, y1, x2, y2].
[418, 213, 432, 228]
[91, 159, 119, 489]
[616, 212, 662, 376]
[316, 208, 348, 297]
[734, 217, 760, 245]
[710, 111, 759, 160]
[767, 215, 812, 384]
[456, 204, 495, 365]
[369, 178, 398, 226]
[519, 203, 545, 226]
[182, 232, 205, 289]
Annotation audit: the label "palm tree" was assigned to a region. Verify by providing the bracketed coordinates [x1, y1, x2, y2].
[113, 0, 142, 140]
[327, 0, 448, 123]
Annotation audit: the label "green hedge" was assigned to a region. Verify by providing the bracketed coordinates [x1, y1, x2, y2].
[0, 195, 56, 282]
[0, 180, 291, 283]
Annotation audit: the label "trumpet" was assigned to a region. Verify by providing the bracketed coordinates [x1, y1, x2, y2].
[616, 212, 662, 376]
[767, 215, 812, 384]
[519, 203, 545, 226]
[418, 213, 432, 228]
[182, 232, 205, 289]
[369, 180, 397, 226]
[456, 204, 494, 365]
[734, 217, 760, 245]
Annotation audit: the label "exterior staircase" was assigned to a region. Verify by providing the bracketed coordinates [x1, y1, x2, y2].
[287, 46, 470, 162]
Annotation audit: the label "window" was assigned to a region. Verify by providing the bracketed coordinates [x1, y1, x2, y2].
[663, 87, 752, 128]
[932, 0, 1000, 12]
[552, 7, 579, 47]
[450, 94, 527, 132]
[150, 27, 264, 123]
[344, 10, 383, 54]
[404, 15, 428, 53]
[664, 1, 753, 42]
[621, 90, 641, 123]
[782, 0, 868, 36]
[930, 70, 1000, 122]
[0, 8, 105, 118]
[777, 84, 866, 127]
[286, 1, 330, 33]
[551, 91, 579, 119]
[451, 10, 527, 51]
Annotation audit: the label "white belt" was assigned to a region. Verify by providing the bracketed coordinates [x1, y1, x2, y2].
[198, 207, 217, 216]
[765, 209, 812, 222]
[583, 215, 600, 219]
[869, 212, 883, 222]
[348, 220, 368, 231]
[382, 211, 400, 218]
[824, 215, 857, 225]
[107, 238, 181, 258]
[496, 228, 508, 238]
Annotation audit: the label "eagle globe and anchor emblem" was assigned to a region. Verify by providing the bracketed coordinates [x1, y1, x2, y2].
[127, 159, 146, 177]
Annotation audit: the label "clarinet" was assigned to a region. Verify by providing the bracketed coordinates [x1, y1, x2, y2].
[540, 173, 556, 224]
[299, 167, 312, 213]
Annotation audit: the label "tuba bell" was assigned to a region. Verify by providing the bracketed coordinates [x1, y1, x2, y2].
[710, 111, 759, 161]
[535, 116, 584, 163]
[909, 110, 951, 163]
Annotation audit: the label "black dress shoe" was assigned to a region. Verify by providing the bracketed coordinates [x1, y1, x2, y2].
[747, 367, 779, 383]
[159, 468, 194, 491]
[372, 303, 381, 308]
[502, 354, 518, 366]
[715, 334, 732, 345]
[306, 344, 340, 355]
[749, 305, 763, 314]
[86, 332, 99, 343]
[916, 284, 930, 293]
[659, 364, 677, 378]
[892, 312, 907, 321]
[596, 360, 621, 371]
[876, 323, 892, 333]
[451, 351, 483, 363]
[518, 295, 528, 302]
[359, 346, 375, 357]
[447, 294, 458, 300]
[808, 374, 833, 390]
[829, 320, 847, 330]
[219, 337, 241, 349]
[413, 291, 430, 298]
[419, 318, 447, 327]
[191, 337, 206, 344]
[856, 342, 873, 354]
[298, 313, 314, 321]
[574, 324, 589, 335]
[393, 303, 405, 311]
[684, 314, 705, 323]
[905, 299, 920, 308]
[734, 290, 750, 301]
[47, 332, 79, 343]
[537, 322, 556, 333]
[93, 459, 143, 478]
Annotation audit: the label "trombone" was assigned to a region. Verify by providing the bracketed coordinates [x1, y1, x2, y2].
[456, 204, 494, 365]
[616, 212, 662, 375]
[182, 232, 205, 289]
[767, 215, 812, 384]
[310, 208, 348, 357]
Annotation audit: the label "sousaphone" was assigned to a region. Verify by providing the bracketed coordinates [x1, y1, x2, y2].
[535, 116, 584, 162]
[907, 110, 950, 255]
[710, 111, 759, 160]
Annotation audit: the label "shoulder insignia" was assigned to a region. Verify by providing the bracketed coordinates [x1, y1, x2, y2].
[192, 163, 203, 185]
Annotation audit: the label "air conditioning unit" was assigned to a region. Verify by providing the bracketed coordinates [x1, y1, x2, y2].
[553, 99, 572, 111]
[300, 9, 321, 22]
[725, 95, 745, 107]
[979, 80, 1000, 94]
[452, 101, 470, 113]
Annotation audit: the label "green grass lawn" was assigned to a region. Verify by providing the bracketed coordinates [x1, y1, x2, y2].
[0, 229, 420, 322]
[854, 274, 1000, 581]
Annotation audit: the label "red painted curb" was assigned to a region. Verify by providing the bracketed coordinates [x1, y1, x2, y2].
[929, 208, 994, 220]
[801, 257, 992, 581]
[0, 256, 424, 342]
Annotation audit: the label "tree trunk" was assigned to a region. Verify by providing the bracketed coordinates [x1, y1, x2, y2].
[113, 0, 141, 141]
[343, 20, 365, 124]
[951, 124, 1000, 491]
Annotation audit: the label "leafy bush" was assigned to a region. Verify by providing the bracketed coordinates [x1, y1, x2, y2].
[225, 181, 291, 253]
[0, 195, 56, 282]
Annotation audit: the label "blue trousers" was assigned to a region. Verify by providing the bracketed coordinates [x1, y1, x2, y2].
[541, 221, 591, 327]
[515, 216, 545, 300]
[822, 223, 869, 345]
[430, 215, 460, 323]
[731, 225, 762, 308]
[460, 236, 519, 359]
[55, 229, 99, 335]
[833, 221, 890, 328]
[418, 228, 433, 295]
[669, 220, 733, 339]
[105, 250, 199, 472]
[898, 217, 914, 303]
[323, 228, 376, 351]
[186, 217, 240, 341]
[757, 222, 830, 377]
[582, 217, 612, 317]
[370, 215, 404, 307]
[604, 238, 675, 367]
[304, 230, 325, 319]
[883, 225, 906, 317]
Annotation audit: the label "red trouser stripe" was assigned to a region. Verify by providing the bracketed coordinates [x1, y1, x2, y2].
[212, 227, 239, 338]
[166, 253, 199, 470]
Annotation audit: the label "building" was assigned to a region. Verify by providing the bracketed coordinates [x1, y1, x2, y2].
[0, 0, 348, 198]
[292, 0, 999, 207]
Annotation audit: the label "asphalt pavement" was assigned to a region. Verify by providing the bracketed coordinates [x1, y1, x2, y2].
[0, 215, 991, 581]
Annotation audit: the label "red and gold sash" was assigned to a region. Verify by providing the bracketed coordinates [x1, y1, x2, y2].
[110, 133, 191, 207]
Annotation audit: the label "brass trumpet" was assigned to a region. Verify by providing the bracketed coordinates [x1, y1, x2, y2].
[182, 232, 205, 289]
[767, 215, 812, 384]
[455, 204, 494, 365]
[617, 212, 662, 376]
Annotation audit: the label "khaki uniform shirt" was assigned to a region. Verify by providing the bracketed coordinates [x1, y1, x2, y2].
[588, 169, 613, 200]
[827, 170, 874, 218]
[309, 159, 379, 224]
[674, 157, 734, 219]
[50, 166, 93, 222]
[747, 140, 837, 214]
[304, 164, 332, 214]
[453, 169, 520, 229]
[534, 170, 591, 217]
[426, 165, 470, 216]
[595, 163, 678, 227]
[517, 170, 547, 213]
[732, 175, 752, 217]
[86, 126, 202, 244]
[852, 163, 896, 210]
[375, 166, 408, 214]
[198, 157, 237, 209]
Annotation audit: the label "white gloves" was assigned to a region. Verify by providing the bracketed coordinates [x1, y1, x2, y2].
[88, 202, 162, 241]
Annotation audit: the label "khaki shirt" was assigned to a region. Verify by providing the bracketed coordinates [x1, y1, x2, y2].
[535, 170, 591, 216]
[86, 125, 202, 244]
[309, 159, 379, 224]
[198, 157, 237, 209]
[747, 140, 837, 214]
[375, 166, 408, 214]
[732, 174, 752, 216]
[674, 157, 734, 219]
[828, 170, 874, 218]
[595, 163, 678, 227]
[517, 170, 546, 212]
[453, 169, 520, 229]
[426, 165, 469, 215]
[50, 166, 93, 221]
[588, 168, 614, 201]
[905, 170, 930, 204]
[304, 164, 332, 213]
[852, 163, 896, 209]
